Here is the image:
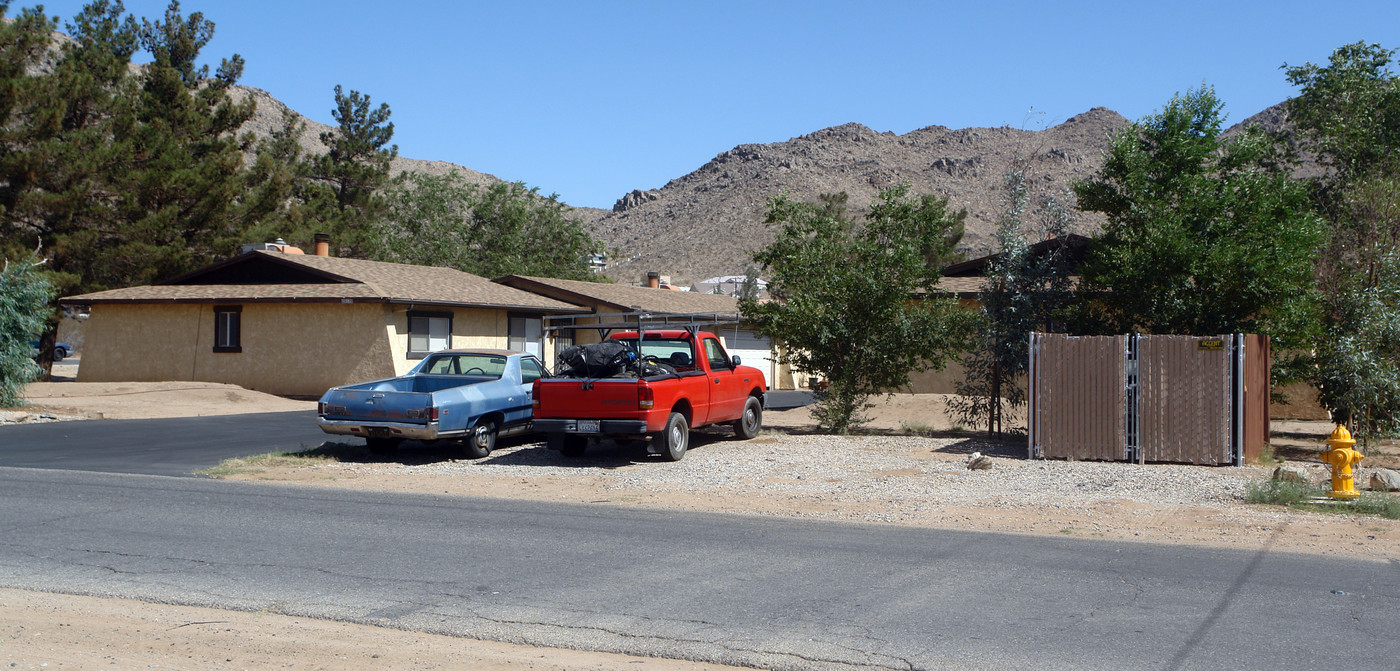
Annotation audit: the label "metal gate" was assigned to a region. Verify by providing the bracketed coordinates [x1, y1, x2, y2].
[1029, 333, 1269, 465]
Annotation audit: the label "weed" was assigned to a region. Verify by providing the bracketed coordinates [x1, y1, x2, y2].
[900, 421, 939, 437]
[1245, 478, 1321, 505]
[1245, 478, 1400, 519]
[199, 443, 347, 477]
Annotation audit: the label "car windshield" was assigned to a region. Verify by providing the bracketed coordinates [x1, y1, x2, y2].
[419, 353, 507, 377]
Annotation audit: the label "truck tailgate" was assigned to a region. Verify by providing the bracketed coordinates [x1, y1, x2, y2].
[533, 378, 645, 419]
[320, 388, 433, 423]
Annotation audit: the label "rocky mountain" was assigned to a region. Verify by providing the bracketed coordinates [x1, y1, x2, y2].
[576, 109, 1132, 284]
[230, 86, 502, 186]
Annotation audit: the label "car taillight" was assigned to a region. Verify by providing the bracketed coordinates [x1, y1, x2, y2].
[637, 384, 654, 410]
[317, 402, 325, 415]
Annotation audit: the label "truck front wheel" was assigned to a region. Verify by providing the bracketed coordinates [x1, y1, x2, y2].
[733, 396, 762, 440]
[654, 412, 689, 461]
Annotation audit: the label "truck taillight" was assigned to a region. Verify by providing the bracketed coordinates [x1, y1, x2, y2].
[427, 406, 440, 421]
[637, 384, 654, 410]
[532, 380, 541, 410]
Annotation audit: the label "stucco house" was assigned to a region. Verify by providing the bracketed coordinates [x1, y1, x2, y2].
[59, 246, 582, 396]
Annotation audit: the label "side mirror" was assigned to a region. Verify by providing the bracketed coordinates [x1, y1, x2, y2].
[731, 355, 742, 367]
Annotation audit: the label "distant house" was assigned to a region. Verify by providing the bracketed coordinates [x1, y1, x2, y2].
[60, 246, 581, 396]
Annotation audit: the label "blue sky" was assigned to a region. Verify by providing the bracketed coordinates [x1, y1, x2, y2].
[26, 0, 1400, 209]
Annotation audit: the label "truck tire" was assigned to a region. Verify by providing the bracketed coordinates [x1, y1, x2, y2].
[465, 420, 496, 459]
[654, 412, 689, 461]
[549, 433, 588, 458]
[733, 396, 762, 440]
[366, 437, 399, 456]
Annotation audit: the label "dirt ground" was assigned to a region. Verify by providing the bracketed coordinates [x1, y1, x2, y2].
[5, 376, 1398, 670]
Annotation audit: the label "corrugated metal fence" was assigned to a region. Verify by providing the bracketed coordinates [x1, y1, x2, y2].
[1029, 333, 1269, 465]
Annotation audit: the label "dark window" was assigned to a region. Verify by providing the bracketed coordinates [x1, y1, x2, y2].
[521, 357, 544, 384]
[704, 338, 731, 370]
[214, 305, 241, 353]
[408, 311, 453, 358]
[508, 315, 543, 358]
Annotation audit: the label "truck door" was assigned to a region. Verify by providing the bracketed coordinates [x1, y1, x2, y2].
[703, 337, 747, 422]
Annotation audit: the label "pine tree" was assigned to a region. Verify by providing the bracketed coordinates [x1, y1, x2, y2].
[306, 85, 397, 256]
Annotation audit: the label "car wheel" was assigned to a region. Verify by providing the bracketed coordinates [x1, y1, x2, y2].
[733, 396, 762, 439]
[653, 412, 689, 461]
[51, 348, 65, 362]
[366, 437, 399, 456]
[465, 420, 496, 459]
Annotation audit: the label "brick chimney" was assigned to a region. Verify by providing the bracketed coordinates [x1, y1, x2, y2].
[645, 271, 660, 289]
[313, 233, 330, 257]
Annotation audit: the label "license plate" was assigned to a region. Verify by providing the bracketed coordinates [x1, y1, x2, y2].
[366, 427, 391, 438]
[576, 420, 600, 433]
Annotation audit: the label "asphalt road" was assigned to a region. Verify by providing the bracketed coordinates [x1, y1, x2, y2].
[0, 411, 325, 476]
[0, 391, 814, 477]
[1, 467, 1398, 670]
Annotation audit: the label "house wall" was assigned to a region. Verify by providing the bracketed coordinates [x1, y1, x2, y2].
[77, 302, 398, 396]
[383, 305, 517, 375]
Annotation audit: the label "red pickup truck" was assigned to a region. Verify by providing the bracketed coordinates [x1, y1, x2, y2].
[532, 329, 767, 460]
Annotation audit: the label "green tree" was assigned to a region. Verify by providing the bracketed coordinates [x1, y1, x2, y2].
[1283, 42, 1400, 191]
[0, 254, 56, 407]
[740, 185, 976, 433]
[305, 84, 397, 256]
[949, 165, 1075, 437]
[375, 171, 606, 280]
[1073, 86, 1326, 348]
[1, 0, 254, 296]
[1282, 43, 1400, 441]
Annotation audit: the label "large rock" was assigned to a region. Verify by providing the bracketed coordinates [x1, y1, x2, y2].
[1368, 468, 1400, 492]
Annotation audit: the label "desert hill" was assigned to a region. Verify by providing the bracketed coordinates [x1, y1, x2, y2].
[576, 109, 1132, 283]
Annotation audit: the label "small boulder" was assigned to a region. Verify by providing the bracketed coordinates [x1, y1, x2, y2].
[1368, 468, 1400, 492]
[966, 452, 993, 470]
[1272, 466, 1311, 484]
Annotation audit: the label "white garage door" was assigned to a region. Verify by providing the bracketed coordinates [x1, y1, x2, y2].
[723, 329, 774, 387]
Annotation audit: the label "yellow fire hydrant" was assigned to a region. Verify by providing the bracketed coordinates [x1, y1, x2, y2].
[1321, 424, 1363, 500]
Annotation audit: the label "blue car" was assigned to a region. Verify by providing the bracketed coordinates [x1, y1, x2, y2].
[316, 349, 548, 458]
[29, 340, 72, 361]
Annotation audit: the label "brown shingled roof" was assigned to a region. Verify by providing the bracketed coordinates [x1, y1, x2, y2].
[61, 251, 582, 311]
[496, 275, 741, 314]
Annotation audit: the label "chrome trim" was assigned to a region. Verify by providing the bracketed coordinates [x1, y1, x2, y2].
[317, 418, 465, 441]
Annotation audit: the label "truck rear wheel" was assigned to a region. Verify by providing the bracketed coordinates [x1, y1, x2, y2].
[654, 412, 689, 461]
[549, 433, 588, 458]
[465, 420, 496, 459]
[733, 396, 762, 440]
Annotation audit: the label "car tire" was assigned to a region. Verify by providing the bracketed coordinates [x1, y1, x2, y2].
[733, 396, 762, 440]
[366, 437, 399, 456]
[654, 412, 689, 461]
[465, 420, 496, 459]
[51, 348, 65, 362]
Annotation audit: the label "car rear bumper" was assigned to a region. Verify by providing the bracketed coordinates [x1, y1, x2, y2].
[317, 418, 464, 441]
[534, 418, 650, 437]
